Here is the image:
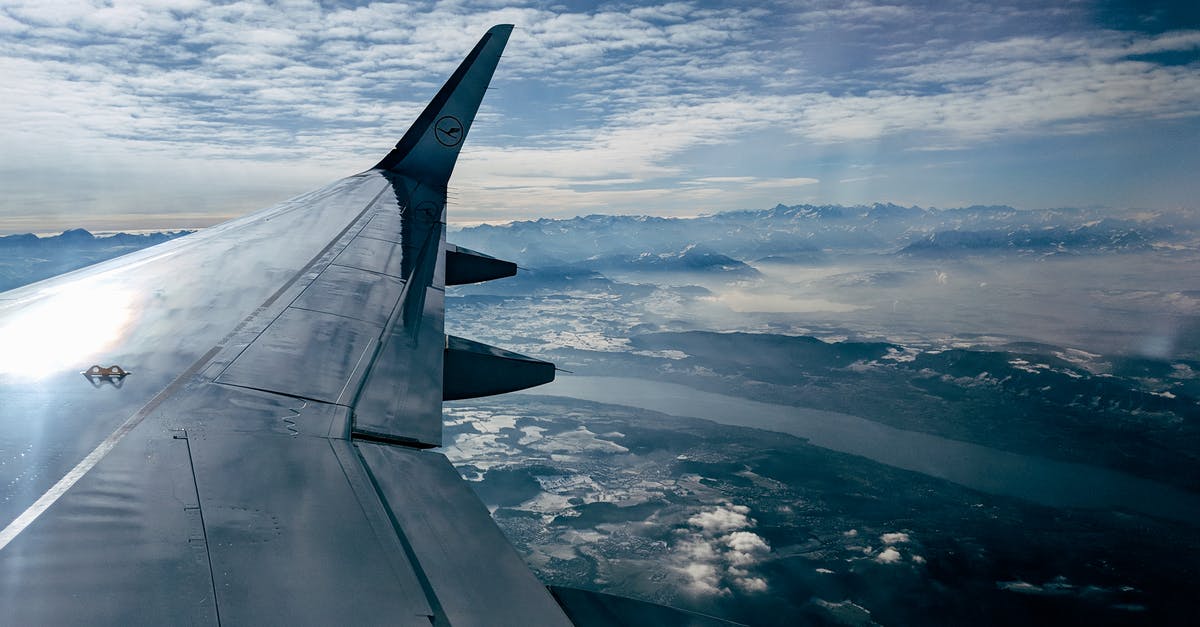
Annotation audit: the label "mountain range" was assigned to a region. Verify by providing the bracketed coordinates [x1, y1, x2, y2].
[0, 228, 192, 292]
[450, 203, 1197, 267]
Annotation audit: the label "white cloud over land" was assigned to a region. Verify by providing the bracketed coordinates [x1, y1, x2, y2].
[674, 503, 772, 596]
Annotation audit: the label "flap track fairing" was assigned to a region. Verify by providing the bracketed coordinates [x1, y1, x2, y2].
[443, 335, 554, 400]
[445, 243, 517, 285]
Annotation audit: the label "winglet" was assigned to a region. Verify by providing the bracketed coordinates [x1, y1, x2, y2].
[373, 24, 513, 185]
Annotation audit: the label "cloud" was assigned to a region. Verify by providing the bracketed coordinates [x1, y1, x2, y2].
[725, 530, 770, 567]
[455, 22, 1200, 217]
[680, 561, 726, 597]
[997, 575, 1076, 596]
[0, 0, 793, 224]
[674, 503, 771, 596]
[687, 503, 752, 534]
[747, 177, 821, 189]
[1, 1, 1198, 227]
[733, 576, 768, 593]
[874, 547, 902, 564]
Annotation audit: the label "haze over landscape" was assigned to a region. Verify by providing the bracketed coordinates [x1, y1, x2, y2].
[2, 1, 1198, 625]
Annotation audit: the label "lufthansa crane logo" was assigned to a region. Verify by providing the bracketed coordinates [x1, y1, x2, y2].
[434, 115, 464, 147]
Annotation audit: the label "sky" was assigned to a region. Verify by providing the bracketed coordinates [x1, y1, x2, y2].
[0, 0, 1197, 233]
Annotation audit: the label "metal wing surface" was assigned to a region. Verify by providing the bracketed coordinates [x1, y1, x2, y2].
[0, 25, 571, 626]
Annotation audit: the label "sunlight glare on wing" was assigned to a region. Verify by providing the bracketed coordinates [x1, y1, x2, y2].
[0, 283, 138, 379]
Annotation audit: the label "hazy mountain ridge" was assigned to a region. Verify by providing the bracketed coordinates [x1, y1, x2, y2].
[0, 228, 191, 250]
[2, 201, 1181, 296]
[0, 228, 192, 292]
[898, 219, 1168, 257]
[451, 203, 1196, 266]
[584, 244, 761, 276]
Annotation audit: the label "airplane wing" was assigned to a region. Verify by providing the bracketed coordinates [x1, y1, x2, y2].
[0, 25, 576, 626]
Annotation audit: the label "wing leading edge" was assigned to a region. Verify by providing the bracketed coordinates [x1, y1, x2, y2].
[0, 25, 572, 626]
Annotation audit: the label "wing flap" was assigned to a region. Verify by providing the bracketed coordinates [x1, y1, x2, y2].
[352, 280, 446, 446]
[189, 430, 434, 625]
[0, 420, 217, 624]
[357, 442, 573, 627]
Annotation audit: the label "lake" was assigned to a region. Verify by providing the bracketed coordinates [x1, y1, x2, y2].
[523, 375, 1200, 524]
